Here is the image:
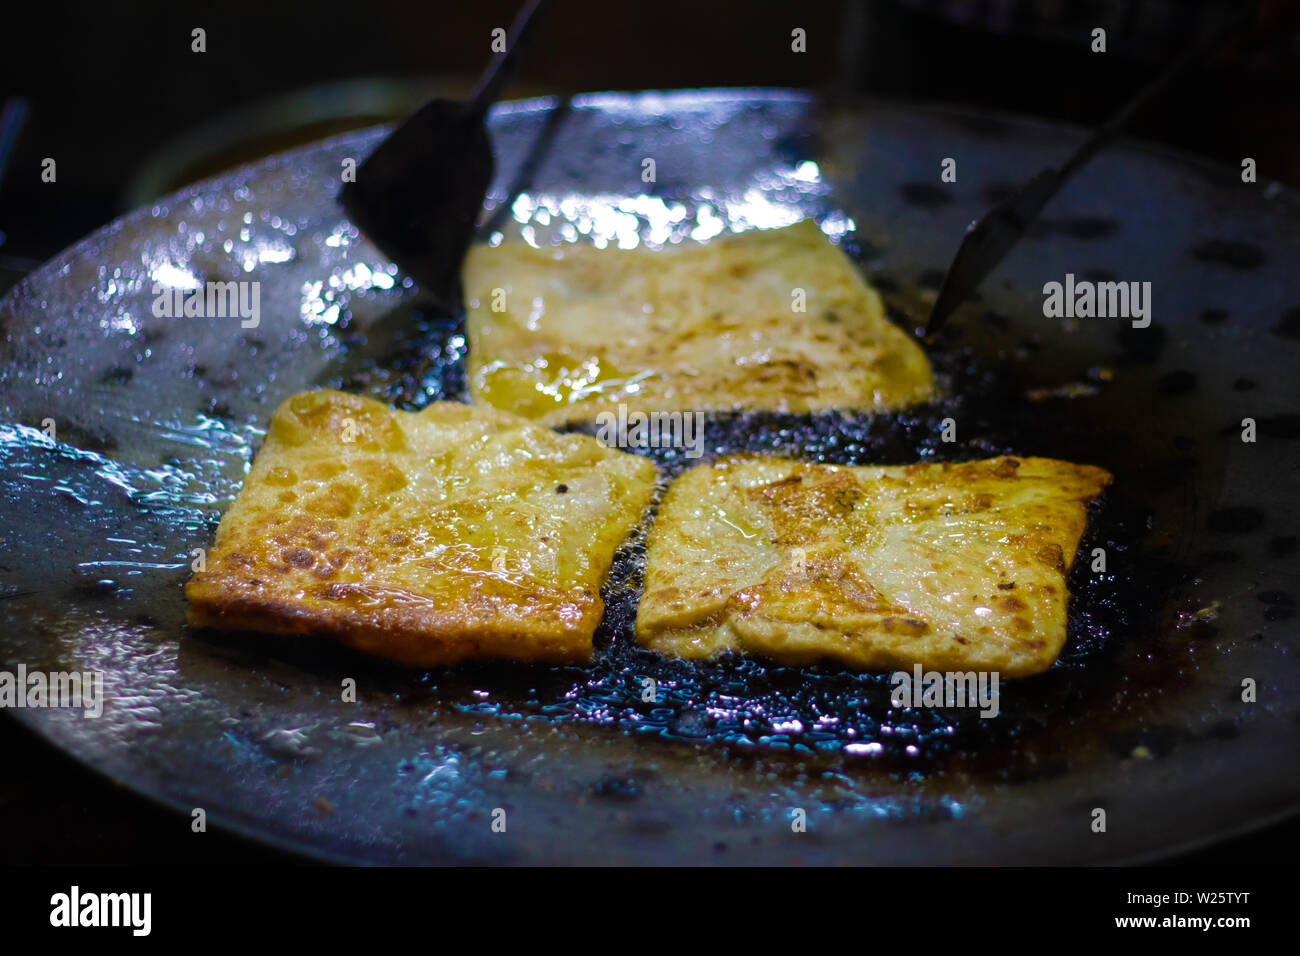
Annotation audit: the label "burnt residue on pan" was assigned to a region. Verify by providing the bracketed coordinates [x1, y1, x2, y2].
[315, 266, 1216, 783]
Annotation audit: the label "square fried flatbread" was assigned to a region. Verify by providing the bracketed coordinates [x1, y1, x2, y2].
[636, 456, 1111, 677]
[186, 389, 657, 666]
[464, 219, 932, 425]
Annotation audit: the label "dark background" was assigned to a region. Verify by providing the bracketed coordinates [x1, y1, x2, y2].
[2, 0, 1298, 276]
[1, 0, 1298, 864]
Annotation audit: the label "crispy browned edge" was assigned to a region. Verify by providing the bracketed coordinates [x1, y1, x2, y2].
[185, 584, 601, 667]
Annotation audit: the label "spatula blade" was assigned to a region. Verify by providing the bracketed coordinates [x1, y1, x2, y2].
[339, 100, 493, 312]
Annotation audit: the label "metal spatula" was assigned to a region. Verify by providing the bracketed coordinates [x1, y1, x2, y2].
[339, 0, 550, 312]
[924, 5, 1257, 337]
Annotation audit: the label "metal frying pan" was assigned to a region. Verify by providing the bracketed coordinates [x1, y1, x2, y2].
[1, 90, 1297, 864]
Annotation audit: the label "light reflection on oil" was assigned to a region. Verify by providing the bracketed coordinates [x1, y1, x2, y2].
[503, 159, 836, 252]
